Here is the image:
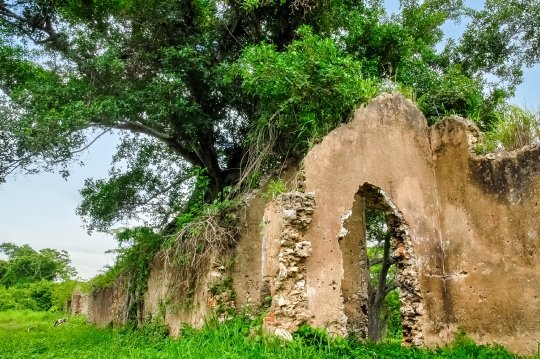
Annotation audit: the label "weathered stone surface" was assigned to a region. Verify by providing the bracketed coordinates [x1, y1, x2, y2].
[71, 292, 90, 316]
[429, 117, 540, 355]
[300, 93, 440, 341]
[81, 277, 129, 328]
[262, 192, 316, 334]
[76, 93, 540, 355]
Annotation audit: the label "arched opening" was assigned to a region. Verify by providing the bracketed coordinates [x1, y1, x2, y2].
[340, 183, 423, 345]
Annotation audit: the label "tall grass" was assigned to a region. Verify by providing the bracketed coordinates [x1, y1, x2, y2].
[479, 105, 540, 154]
[0, 310, 528, 359]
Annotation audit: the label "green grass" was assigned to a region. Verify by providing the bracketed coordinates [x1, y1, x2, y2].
[0, 310, 530, 359]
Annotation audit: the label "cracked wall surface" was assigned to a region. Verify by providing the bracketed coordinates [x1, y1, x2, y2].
[71, 292, 90, 316]
[81, 165, 299, 334]
[83, 278, 129, 328]
[339, 193, 369, 339]
[288, 93, 540, 355]
[430, 117, 540, 355]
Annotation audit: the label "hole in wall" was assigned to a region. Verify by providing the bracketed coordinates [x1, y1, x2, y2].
[364, 204, 401, 343]
[340, 183, 424, 346]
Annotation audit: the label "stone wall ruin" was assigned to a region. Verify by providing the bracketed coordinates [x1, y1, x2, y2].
[76, 93, 540, 356]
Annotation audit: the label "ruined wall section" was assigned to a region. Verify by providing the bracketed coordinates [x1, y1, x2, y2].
[71, 292, 90, 316]
[430, 117, 540, 355]
[301, 93, 443, 341]
[227, 163, 301, 312]
[339, 193, 369, 339]
[83, 278, 129, 328]
[262, 192, 315, 338]
[75, 93, 540, 355]
[143, 251, 233, 336]
[142, 165, 300, 335]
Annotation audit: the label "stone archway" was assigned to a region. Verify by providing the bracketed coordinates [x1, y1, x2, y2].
[340, 183, 424, 346]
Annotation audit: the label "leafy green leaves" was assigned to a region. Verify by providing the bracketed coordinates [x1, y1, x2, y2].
[0, 243, 77, 287]
[0, 0, 536, 237]
[232, 25, 379, 152]
[457, 0, 540, 89]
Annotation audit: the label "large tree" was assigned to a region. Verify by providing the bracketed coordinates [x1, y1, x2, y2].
[0, 0, 518, 234]
[0, 242, 77, 286]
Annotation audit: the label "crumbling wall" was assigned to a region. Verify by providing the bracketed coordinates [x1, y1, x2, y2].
[339, 193, 369, 339]
[231, 162, 301, 310]
[430, 117, 540, 355]
[71, 292, 90, 316]
[262, 192, 315, 338]
[84, 278, 129, 328]
[296, 93, 441, 341]
[142, 164, 300, 335]
[143, 249, 235, 336]
[75, 92, 540, 355]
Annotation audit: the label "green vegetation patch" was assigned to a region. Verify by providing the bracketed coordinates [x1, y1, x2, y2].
[0, 310, 526, 359]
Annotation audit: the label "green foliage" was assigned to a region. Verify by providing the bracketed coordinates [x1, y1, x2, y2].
[383, 290, 402, 340]
[77, 137, 194, 233]
[0, 243, 76, 287]
[0, 281, 48, 312]
[0, 0, 525, 238]
[478, 105, 540, 154]
[0, 279, 88, 313]
[0, 310, 523, 359]
[456, 0, 540, 90]
[416, 65, 485, 125]
[208, 277, 234, 297]
[262, 179, 288, 201]
[365, 209, 396, 290]
[232, 25, 380, 153]
[0, 281, 53, 312]
[365, 207, 400, 341]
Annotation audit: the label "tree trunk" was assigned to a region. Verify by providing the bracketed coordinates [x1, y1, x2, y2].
[368, 292, 385, 342]
[368, 233, 393, 342]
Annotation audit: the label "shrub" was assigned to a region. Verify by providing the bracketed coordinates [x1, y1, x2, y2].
[0, 280, 87, 312]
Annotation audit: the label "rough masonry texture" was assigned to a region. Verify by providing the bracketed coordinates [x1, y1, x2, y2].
[78, 93, 540, 356]
[261, 192, 315, 339]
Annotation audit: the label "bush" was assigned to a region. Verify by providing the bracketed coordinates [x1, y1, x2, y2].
[0, 280, 88, 312]
[0, 281, 53, 311]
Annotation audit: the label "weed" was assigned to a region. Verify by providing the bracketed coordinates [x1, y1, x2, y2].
[262, 179, 288, 201]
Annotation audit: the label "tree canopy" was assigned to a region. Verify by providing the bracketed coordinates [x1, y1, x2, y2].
[0, 242, 77, 286]
[0, 0, 536, 234]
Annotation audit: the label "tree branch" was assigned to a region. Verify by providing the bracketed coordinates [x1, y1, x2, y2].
[384, 282, 399, 295]
[111, 121, 172, 140]
[136, 174, 192, 208]
[369, 257, 383, 267]
[110, 121, 203, 167]
[0, 6, 63, 48]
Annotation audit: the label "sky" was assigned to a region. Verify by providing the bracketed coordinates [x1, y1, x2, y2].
[1, 0, 539, 280]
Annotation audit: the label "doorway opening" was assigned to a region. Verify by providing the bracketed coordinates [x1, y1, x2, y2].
[340, 183, 423, 345]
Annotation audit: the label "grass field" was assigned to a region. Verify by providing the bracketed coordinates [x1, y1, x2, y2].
[0, 310, 529, 359]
